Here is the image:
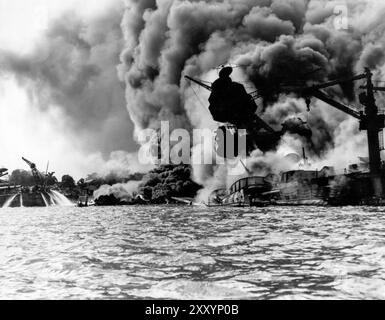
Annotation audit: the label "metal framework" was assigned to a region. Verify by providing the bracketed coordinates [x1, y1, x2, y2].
[22, 157, 43, 186]
[185, 68, 385, 197]
[298, 69, 385, 197]
[184, 75, 275, 134]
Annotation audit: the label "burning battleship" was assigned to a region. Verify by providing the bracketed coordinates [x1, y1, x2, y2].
[186, 66, 385, 207]
[0, 158, 72, 208]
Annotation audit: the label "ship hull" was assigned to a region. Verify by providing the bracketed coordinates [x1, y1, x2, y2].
[269, 171, 381, 206]
[0, 189, 51, 208]
[207, 169, 385, 208]
[208, 176, 272, 207]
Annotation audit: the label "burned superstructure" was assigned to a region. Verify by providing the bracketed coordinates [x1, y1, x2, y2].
[185, 67, 312, 155]
[187, 66, 385, 206]
[185, 68, 280, 154]
[294, 68, 385, 199]
[21, 157, 56, 189]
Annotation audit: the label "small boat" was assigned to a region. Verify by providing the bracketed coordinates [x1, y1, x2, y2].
[77, 195, 90, 207]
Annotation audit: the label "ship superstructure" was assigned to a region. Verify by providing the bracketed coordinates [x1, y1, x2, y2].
[186, 67, 385, 206]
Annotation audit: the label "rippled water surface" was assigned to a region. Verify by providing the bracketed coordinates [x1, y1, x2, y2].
[1, 205, 385, 299]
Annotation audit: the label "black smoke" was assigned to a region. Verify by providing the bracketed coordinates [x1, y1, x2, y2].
[139, 165, 202, 203]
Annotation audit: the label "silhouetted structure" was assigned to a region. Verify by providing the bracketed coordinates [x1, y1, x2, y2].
[209, 67, 257, 128]
[186, 68, 282, 155]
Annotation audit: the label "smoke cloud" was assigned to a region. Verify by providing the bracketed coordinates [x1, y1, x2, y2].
[119, 0, 385, 199]
[3, 0, 385, 194]
[94, 181, 141, 203]
[0, 1, 136, 158]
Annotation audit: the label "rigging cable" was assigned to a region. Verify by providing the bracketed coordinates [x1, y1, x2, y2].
[191, 85, 212, 117]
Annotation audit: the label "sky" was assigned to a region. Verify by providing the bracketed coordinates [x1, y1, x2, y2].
[0, 0, 137, 179]
[0, 0, 115, 53]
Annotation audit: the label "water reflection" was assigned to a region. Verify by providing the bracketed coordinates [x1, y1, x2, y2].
[0, 205, 385, 299]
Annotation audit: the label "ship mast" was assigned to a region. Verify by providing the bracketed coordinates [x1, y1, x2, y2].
[301, 68, 385, 197]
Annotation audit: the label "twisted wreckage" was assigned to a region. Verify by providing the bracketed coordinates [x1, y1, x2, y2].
[0, 158, 71, 208]
[186, 67, 385, 206]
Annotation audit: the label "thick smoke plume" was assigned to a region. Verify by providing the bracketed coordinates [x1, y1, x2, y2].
[119, 0, 385, 199]
[94, 181, 141, 203]
[0, 2, 136, 157]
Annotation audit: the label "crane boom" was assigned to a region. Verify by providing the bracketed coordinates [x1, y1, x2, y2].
[299, 69, 384, 197]
[361, 86, 385, 92]
[184, 76, 212, 91]
[310, 73, 367, 90]
[308, 89, 361, 119]
[22, 157, 36, 168]
[22, 157, 43, 186]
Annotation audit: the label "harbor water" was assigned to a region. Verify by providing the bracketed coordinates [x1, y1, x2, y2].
[1, 205, 385, 300]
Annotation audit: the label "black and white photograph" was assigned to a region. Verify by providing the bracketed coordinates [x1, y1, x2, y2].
[1, 0, 385, 305]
